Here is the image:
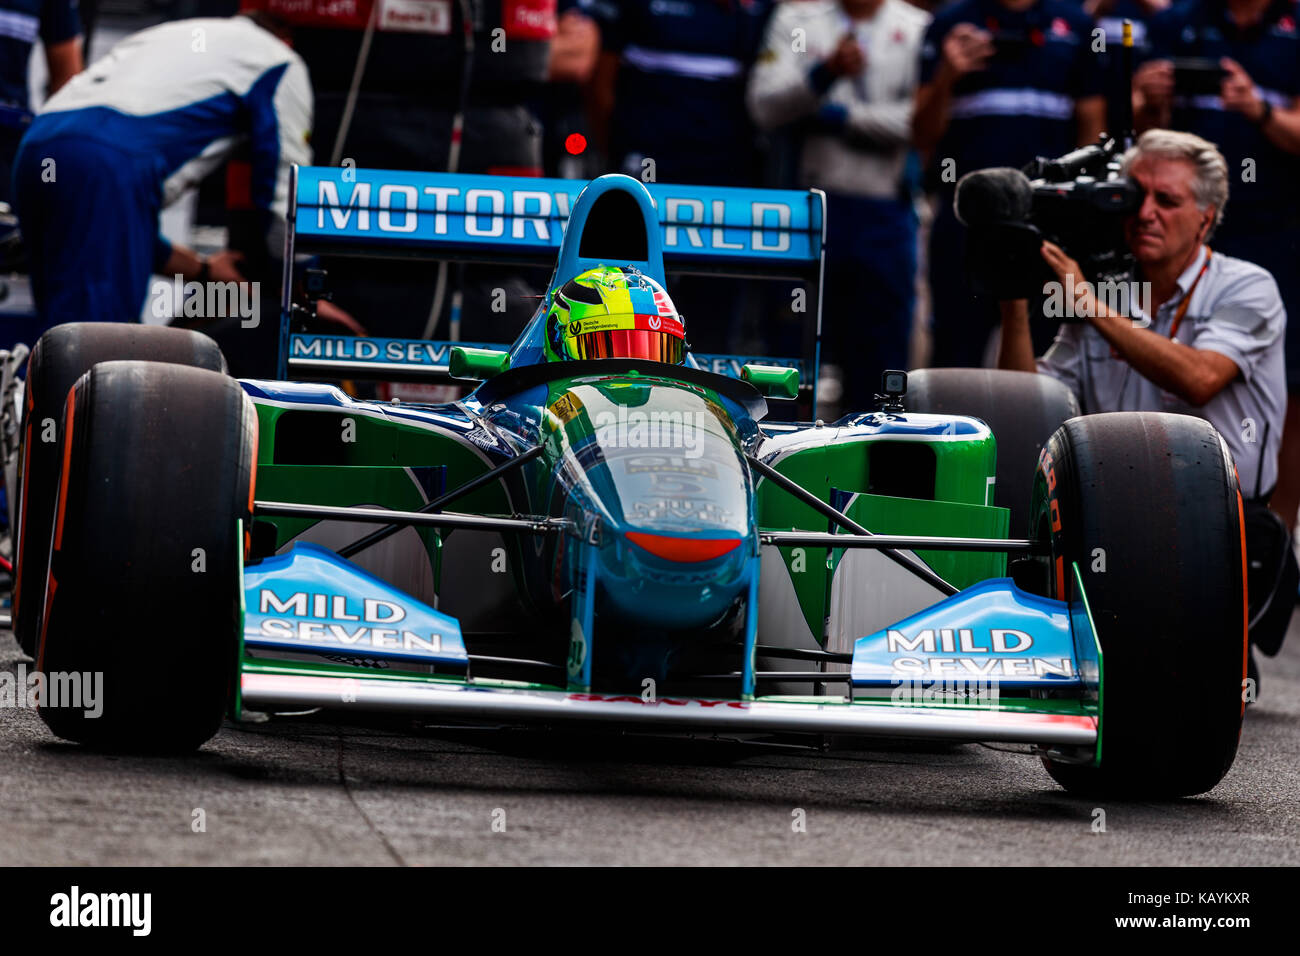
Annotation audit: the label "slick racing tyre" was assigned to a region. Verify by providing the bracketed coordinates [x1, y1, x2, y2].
[38, 361, 255, 751]
[907, 368, 1080, 537]
[1030, 413, 1246, 798]
[13, 323, 225, 657]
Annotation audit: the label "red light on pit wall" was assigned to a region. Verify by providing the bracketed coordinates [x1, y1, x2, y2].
[565, 133, 588, 156]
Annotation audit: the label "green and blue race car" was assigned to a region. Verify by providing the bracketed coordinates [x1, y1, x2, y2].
[4, 167, 1249, 798]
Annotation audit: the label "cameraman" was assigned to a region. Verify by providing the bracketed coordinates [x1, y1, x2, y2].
[998, 129, 1289, 681]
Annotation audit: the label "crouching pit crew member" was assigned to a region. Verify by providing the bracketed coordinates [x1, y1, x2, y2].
[11, 11, 312, 335]
[996, 129, 1292, 688]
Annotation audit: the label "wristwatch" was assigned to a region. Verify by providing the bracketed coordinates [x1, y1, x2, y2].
[1255, 99, 1274, 127]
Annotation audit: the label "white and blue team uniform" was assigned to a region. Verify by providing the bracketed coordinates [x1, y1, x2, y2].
[13, 16, 312, 330]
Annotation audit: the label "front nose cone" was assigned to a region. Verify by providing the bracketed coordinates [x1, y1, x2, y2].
[625, 532, 742, 563]
[600, 530, 751, 629]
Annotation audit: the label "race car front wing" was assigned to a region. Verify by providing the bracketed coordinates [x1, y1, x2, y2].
[237, 538, 1102, 757]
[238, 668, 1098, 748]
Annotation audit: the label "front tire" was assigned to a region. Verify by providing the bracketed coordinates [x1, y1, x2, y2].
[13, 323, 226, 656]
[38, 361, 255, 751]
[1031, 413, 1246, 798]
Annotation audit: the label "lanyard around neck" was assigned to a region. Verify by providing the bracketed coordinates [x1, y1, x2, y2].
[1168, 247, 1212, 340]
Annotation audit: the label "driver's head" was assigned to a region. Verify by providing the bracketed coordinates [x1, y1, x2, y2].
[544, 266, 686, 364]
[1121, 130, 1228, 269]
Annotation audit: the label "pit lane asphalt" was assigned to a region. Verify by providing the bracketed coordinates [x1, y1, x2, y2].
[0, 617, 1295, 866]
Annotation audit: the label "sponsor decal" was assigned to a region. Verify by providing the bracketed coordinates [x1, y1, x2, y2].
[379, 0, 451, 33]
[567, 620, 587, 676]
[264, 0, 367, 28]
[290, 333, 802, 386]
[290, 334, 503, 368]
[625, 456, 718, 478]
[888, 658, 1073, 677]
[255, 589, 444, 656]
[302, 172, 812, 261]
[465, 427, 510, 453]
[693, 353, 804, 383]
[637, 312, 685, 336]
[884, 627, 1074, 678]
[637, 563, 734, 585]
[628, 497, 732, 524]
[886, 627, 1034, 653]
[259, 0, 449, 32]
[504, 0, 557, 39]
[548, 392, 584, 426]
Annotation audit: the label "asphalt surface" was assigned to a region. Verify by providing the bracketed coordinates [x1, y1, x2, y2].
[0, 617, 1296, 866]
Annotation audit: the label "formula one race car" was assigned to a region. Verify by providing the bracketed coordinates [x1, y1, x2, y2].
[3, 169, 1248, 798]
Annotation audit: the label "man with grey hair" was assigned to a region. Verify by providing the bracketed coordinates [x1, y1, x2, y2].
[998, 128, 1290, 683]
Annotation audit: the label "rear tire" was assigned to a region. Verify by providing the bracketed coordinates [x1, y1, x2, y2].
[13, 323, 225, 656]
[1031, 413, 1246, 798]
[906, 368, 1079, 536]
[38, 361, 255, 751]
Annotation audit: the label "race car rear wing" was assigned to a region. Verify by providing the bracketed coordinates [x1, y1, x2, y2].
[278, 165, 827, 408]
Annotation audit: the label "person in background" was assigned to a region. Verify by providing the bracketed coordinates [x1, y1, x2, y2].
[1134, 0, 1300, 532]
[12, 12, 310, 333]
[589, 0, 775, 187]
[748, 0, 931, 412]
[913, 0, 1106, 368]
[588, 0, 775, 355]
[259, 0, 559, 346]
[537, 0, 603, 178]
[1088, 0, 1167, 137]
[1, 0, 83, 207]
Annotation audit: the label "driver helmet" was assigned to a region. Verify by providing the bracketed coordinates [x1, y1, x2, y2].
[543, 266, 686, 364]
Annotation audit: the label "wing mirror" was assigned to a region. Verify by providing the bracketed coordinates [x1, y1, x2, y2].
[449, 347, 510, 381]
[741, 364, 799, 400]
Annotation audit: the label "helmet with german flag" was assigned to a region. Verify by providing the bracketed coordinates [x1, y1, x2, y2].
[544, 266, 686, 365]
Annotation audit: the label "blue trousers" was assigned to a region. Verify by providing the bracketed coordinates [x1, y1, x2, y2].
[12, 130, 163, 334]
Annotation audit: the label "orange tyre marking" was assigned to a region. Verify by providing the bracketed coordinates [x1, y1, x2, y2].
[39, 387, 77, 673]
[1236, 486, 1248, 718]
[52, 389, 76, 552]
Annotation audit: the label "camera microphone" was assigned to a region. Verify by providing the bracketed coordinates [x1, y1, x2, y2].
[953, 167, 1034, 228]
[952, 168, 1043, 300]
